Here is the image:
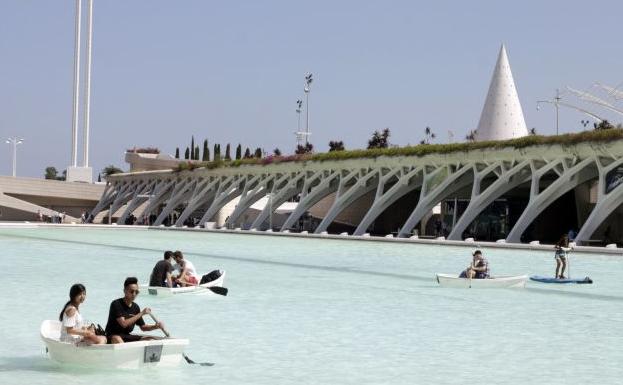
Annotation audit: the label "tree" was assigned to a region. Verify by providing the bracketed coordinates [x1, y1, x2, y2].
[194, 145, 200, 160]
[214, 144, 221, 162]
[102, 165, 123, 177]
[295, 142, 313, 154]
[254, 147, 262, 158]
[184, 147, 190, 160]
[368, 128, 390, 149]
[236, 144, 242, 160]
[45, 166, 58, 180]
[225, 143, 231, 160]
[419, 126, 436, 145]
[175, 147, 180, 159]
[273, 148, 282, 156]
[202, 140, 209, 161]
[190, 136, 195, 159]
[328, 140, 345, 152]
[594, 120, 614, 130]
[97, 173, 101, 182]
[244, 147, 252, 159]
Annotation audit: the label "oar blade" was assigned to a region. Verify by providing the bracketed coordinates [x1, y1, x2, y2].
[208, 286, 228, 296]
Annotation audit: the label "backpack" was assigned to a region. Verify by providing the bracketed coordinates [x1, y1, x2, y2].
[200, 269, 222, 284]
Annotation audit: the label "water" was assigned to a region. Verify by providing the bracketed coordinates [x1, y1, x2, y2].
[0, 226, 621, 384]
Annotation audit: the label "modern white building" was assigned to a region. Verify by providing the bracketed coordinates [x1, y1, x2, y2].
[474, 44, 529, 141]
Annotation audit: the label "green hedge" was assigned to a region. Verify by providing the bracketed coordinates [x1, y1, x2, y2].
[174, 129, 623, 172]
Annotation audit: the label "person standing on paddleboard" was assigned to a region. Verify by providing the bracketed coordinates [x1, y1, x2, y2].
[554, 234, 572, 279]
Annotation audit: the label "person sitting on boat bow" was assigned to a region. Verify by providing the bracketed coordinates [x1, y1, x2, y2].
[459, 250, 490, 279]
[59, 283, 107, 345]
[105, 277, 164, 344]
[149, 250, 174, 288]
[554, 234, 573, 279]
[172, 250, 199, 287]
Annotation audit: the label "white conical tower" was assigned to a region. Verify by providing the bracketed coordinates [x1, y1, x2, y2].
[474, 44, 528, 141]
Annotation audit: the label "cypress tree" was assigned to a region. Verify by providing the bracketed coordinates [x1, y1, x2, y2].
[225, 143, 231, 160]
[214, 144, 221, 162]
[184, 147, 190, 160]
[191, 136, 195, 159]
[175, 147, 180, 159]
[244, 147, 251, 159]
[254, 147, 262, 158]
[202, 140, 209, 161]
[235, 144, 242, 160]
[194, 145, 200, 160]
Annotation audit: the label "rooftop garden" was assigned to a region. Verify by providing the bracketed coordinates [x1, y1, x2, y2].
[173, 128, 623, 172]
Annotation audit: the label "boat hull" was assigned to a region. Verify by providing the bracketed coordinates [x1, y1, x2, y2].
[436, 274, 528, 288]
[144, 271, 226, 296]
[41, 320, 188, 369]
[529, 275, 593, 284]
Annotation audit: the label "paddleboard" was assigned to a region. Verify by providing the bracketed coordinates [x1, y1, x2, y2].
[529, 275, 593, 284]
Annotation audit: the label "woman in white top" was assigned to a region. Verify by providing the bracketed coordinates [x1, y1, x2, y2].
[59, 283, 106, 345]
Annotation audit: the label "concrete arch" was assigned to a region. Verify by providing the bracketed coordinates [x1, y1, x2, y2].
[447, 160, 531, 240]
[506, 157, 597, 243]
[198, 175, 245, 224]
[118, 180, 154, 224]
[226, 175, 275, 227]
[138, 180, 176, 224]
[575, 157, 623, 243]
[398, 164, 473, 238]
[89, 182, 117, 221]
[251, 172, 307, 230]
[314, 169, 380, 234]
[353, 167, 423, 236]
[153, 179, 198, 226]
[280, 170, 340, 231]
[174, 178, 221, 227]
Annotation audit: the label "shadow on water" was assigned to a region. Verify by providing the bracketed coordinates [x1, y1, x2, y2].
[4, 233, 623, 303]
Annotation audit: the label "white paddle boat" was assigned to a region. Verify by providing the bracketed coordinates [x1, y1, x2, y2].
[40, 320, 189, 369]
[143, 270, 226, 296]
[436, 273, 528, 288]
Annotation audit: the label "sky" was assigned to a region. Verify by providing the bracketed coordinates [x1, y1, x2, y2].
[1, 0, 623, 178]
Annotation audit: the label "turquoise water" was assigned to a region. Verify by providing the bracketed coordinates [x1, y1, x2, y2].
[0, 226, 621, 384]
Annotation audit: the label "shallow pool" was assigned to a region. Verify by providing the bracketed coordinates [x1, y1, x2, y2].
[0, 226, 621, 384]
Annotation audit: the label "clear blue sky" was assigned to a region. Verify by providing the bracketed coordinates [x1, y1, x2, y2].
[1, 0, 622, 178]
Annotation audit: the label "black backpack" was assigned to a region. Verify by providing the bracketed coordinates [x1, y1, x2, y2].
[200, 269, 222, 284]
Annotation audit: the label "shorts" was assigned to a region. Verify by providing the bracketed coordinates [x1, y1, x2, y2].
[555, 254, 566, 261]
[186, 276, 198, 285]
[107, 334, 143, 343]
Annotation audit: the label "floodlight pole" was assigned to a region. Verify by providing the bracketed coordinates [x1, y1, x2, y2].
[304, 73, 313, 146]
[5, 137, 24, 177]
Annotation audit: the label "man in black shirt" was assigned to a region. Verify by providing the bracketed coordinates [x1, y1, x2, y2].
[105, 276, 163, 344]
[149, 250, 174, 287]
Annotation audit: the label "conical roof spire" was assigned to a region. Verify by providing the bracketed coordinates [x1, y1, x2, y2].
[474, 44, 528, 141]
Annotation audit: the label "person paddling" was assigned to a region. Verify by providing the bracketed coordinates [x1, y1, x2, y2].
[554, 234, 573, 279]
[59, 283, 106, 345]
[149, 250, 174, 287]
[459, 250, 490, 279]
[105, 277, 163, 344]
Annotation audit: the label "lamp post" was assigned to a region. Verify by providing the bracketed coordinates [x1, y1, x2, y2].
[295, 99, 303, 146]
[536, 89, 561, 135]
[5, 137, 24, 177]
[537, 89, 605, 134]
[304, 73, 313, 146]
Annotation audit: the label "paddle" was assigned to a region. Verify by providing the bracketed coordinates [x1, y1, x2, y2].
[148, 313, 214, 366]
[175, 280, 228, 296]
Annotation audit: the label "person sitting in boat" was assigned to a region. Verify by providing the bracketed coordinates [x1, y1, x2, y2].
[59, 283, 107, 345]
[172, 250, 199, 287]
[105, 277, 163, 344]
[149, 250, 174, 287]
[459, 250, 490, 279]
[554, 234, 573, 279]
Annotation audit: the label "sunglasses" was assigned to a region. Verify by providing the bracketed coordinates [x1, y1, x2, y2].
[127, 289, 140, 295]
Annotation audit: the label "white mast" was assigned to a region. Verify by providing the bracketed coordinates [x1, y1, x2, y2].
[82, 0, 94, 167]
[71, 0, 82, 167]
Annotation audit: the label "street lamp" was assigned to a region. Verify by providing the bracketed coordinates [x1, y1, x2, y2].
[537, 89, 605, 134]
[294, 99, 303, 146]
[5, 137, 24, 177]
[304, 73, 313, 145]
[536, 89, 562, 135]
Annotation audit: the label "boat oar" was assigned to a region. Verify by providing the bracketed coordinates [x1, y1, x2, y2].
[148, 313, 214, 366]
[178, 281, 228, 296]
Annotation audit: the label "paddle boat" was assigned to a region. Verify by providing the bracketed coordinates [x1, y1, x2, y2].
[143, 270, 226, 296]
[529, 275, 593, 284]
[435, 273, 529, 288]
[40, 320, 189, 369]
